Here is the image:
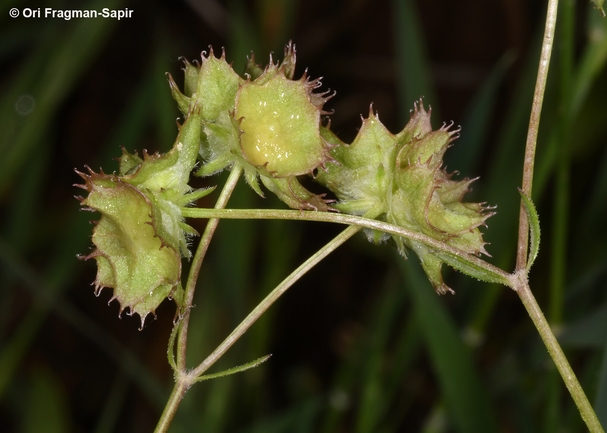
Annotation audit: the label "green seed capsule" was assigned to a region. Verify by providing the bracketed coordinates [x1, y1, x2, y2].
[236, 72, 329, 177]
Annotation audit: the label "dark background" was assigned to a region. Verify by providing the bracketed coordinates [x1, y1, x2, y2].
[1, 0, 607, 432]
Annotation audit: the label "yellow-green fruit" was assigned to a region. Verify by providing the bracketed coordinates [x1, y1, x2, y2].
[76, 170, 182, 328]
[235, 72, 329, 177]
[75, 106, 214, 327]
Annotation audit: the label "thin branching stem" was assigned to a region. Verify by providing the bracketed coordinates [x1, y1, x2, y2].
[516, 0, 558, 271]
[155, 208, 372, 432]
[182, 205, 604, 432]
[154, 165, 243, 433]
[153, 379, 189, 433]
[176, 164, 243, 370]
[514, 271, 605, 433]
[181, 207, 513, 285]
[189, 221, 367, 379]
[511, 1, 604, 431]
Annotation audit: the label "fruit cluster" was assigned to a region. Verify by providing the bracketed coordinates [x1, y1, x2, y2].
[76, 43, 493, 324]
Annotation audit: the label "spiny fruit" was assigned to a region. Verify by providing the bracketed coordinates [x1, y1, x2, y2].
[235, 53, 333, 178]
[75, 106, 213, 327]
[317, 101, 494, 294]
[168, 42, 335, 210]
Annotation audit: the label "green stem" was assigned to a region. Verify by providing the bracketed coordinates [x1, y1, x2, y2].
[514, 271, 605, 433]
[154, 165, 243, 433]
[159, 220, 367, 428]
[516, 0, 558, 271]
[155, 204, 372, 432]
[181, 207, 513, 285]
[153, 379, 189, 433]
[177, 165, 243, 369]
[189, 221, 366, 379]
[184, 207, 604, 430]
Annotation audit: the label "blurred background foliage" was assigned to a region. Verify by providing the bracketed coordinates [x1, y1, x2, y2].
[1, 0, 607, 431]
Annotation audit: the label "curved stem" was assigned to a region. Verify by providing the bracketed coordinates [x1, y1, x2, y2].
[189, 221, 365, 379]
[514, 271, 605, 433]
[184, 207, 604, 431]
[181, 207, 513, 286]
[516, 0, 558, 271]
[176, 165, 243, 370]
[155, 165, 243, 433]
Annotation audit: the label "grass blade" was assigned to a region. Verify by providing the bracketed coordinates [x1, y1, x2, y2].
[391, 0, 438, 121]
[399, 258, 498, 433]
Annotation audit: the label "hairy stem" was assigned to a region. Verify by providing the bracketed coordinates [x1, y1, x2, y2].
[181, 207, 513, 285]
[184, 207, 604, 430]
[189, 221, 367, 379]
[516, 0, 558, 271]
[177, 165, 243, 369]
[153, 379, 189, 433]
[154, 165, 243, 433]
[514, 271, 605, 433]
[155, 205, 373, 432]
